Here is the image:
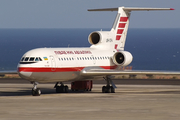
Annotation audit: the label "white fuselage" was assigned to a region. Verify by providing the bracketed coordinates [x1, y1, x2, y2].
[18, 47, 117, 83]
[18, 6, 172, 84]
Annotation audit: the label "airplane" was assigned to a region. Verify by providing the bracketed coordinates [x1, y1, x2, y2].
[6, 6, 180, 96]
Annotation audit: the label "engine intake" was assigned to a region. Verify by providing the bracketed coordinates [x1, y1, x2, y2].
[88, 31, 111, 45]
[112, 51, 133, 66]
[88, 32, 101, 45]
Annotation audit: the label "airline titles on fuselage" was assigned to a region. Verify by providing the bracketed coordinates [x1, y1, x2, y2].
[54, 50, 92, 55]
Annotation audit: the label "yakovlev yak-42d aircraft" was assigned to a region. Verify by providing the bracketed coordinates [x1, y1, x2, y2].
[3, 6, 180, 96]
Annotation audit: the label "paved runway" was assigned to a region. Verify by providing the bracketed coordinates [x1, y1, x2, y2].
[0, 78, 180, 120]
[1, 78, 180, 85]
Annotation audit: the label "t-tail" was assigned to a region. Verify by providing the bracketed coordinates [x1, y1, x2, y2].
[88, 7, 174, 50]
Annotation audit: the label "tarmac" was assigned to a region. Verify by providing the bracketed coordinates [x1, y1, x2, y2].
[0, 78, 180, 120]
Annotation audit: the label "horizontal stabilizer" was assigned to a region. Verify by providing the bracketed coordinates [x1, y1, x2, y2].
[88, 7, 174, 12]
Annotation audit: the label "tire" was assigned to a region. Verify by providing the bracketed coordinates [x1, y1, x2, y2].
[32, 88, 41, 96]
[64, 86, 68, 93]
[36, 88, 41, 96]
[56, 86, 62, 93]
[110, 86, 115, 93]
[106, 86, 111, 93]
[102, 86, 106, 93]
[32, 89, 36, 96]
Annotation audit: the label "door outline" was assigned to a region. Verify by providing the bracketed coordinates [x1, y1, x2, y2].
[49, 55, 56, 71]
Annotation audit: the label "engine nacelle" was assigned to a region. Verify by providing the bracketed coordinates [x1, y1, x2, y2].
[112, 51, 133, 66]
[88, 31, 112, 45]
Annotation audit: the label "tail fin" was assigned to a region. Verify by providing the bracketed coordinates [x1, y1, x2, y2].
[88, 7, 174, 50]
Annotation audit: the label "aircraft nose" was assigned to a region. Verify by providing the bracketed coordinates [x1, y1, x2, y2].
[18, 67, 32, 79]
[18, 71, 32, 79]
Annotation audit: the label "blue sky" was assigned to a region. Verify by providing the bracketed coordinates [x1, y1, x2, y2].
[0, 0, 179, 28]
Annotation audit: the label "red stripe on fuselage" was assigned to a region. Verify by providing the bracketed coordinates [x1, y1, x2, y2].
[18, 67, 85, 72]
[18, 66, 118, 72]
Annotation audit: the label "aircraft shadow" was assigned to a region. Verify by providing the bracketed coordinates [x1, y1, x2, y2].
[1, 87, 180, 96]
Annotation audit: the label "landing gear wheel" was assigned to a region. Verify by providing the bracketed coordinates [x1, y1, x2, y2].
[105, 86, 111, 93]
[56, 85, 69, 93]
[110, 86, 115, 93]
[32, 88, 41, 96]
[102, 86, 114, 93]
[64, 86, 68, 93]
[102, 86, 106, 93]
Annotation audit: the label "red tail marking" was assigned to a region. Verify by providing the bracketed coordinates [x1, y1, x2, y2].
[116, 35, 121, 40]
[117, 29, 124, 34]
[114, 44, 118, 49]
[120, 17, 128, 22]
[118, 23, 126, 28]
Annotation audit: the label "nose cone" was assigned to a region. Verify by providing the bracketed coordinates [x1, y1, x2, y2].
[18, 71, 32, 79]
[18, 67, 32, 79]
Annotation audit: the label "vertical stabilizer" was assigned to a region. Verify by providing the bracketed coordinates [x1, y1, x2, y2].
[111, 7, 130, 50]
[88, 7, 174, 51]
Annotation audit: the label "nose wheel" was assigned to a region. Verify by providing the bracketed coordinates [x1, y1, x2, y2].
[32, 82, 41, 96]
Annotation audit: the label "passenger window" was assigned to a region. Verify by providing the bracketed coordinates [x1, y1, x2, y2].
[29, 57, 35, 61]
[72, 58, 74, 60]
[69, 58, 71, 60]
[67, 58, 68, 60]
[61, 58, 63, 61]
[25, 57, 29, 61]
[21, 57, 25, 61]
[64, 58, 66, 60]
[82, 57, 84, 60]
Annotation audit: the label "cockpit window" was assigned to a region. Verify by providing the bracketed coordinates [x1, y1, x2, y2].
[21, 57, 25, 61]
[29, 57, 35, 61]
[20, 56, 43, 64]
[24, 57, 29, 61]
[35, 57, 39, 61]
[39, 57, 42, 61]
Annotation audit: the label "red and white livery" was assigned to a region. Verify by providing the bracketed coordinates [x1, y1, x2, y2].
[17, 6, 176, 96]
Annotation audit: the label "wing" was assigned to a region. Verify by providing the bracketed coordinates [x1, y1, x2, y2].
[81, 67, 180, 77]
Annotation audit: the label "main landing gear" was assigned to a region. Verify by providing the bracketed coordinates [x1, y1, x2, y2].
[54, 82, 69, 93]
[102, 76, 117, 93]
[32, 82, 41, 96]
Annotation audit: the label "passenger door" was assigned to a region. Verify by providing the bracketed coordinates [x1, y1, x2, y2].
[49, 55, 56, 71]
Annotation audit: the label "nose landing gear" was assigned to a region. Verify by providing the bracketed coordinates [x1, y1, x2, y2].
[32, 82, 41, 96]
